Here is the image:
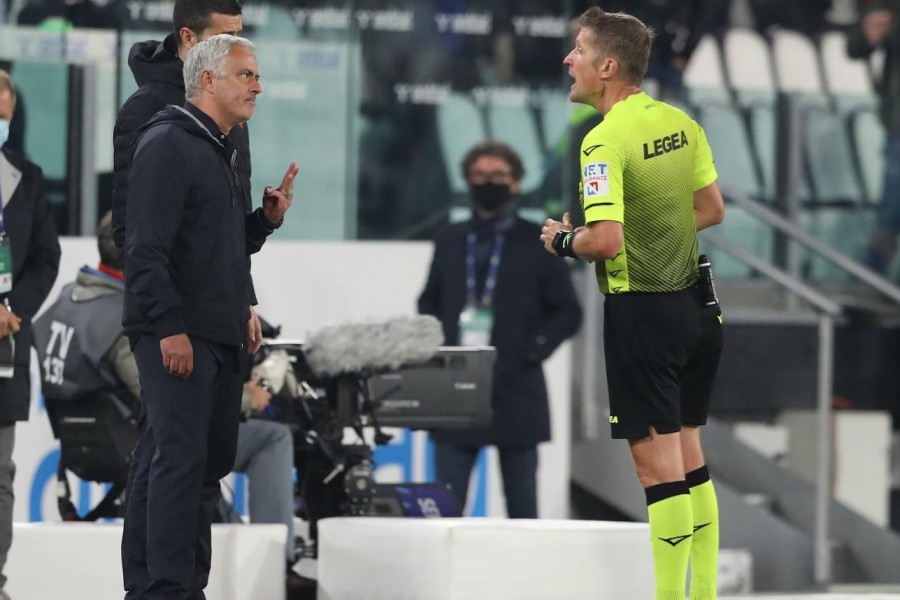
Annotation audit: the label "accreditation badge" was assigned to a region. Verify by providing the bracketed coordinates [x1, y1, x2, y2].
[0, 234, 11, 295]
[458, 304, 494, 347]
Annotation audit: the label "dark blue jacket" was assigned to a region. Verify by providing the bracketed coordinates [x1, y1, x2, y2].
[0, 147, 61, 422]
[112, 34, 268, 304]
[418, 212, 582, 447]
[123, 105, 250, 348]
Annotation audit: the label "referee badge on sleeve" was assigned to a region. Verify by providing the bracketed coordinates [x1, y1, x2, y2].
[583, 162, 609, 198]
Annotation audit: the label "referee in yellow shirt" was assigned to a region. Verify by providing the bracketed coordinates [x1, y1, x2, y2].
[540, 7, 725, 600]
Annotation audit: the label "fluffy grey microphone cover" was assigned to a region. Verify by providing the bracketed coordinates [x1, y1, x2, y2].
[303, 315, 445, 376]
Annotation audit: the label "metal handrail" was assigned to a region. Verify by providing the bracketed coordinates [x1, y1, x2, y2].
[724, 190, 900, 306]
[702, 226, 839, 586]
[702, 188, 900, 587]
[701, 231, 841, 316]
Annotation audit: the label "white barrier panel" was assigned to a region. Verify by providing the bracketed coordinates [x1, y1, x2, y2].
[317, 517, 653, 600]
[18, 238, 574, 524]
[4, 523, 287, 600]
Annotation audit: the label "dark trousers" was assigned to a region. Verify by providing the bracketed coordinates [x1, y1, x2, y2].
[122, 335, 242, 600]
[434, 441, 539, 518]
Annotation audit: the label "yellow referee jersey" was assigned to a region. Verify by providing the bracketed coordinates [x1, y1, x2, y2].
[579, 92, 718, 294]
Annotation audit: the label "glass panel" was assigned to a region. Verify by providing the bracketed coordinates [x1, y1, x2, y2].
[353, 2, 576, 239]
[4, 3, 584, 240]
[0, 26, 70, 180]
[250, 38, 357, 240]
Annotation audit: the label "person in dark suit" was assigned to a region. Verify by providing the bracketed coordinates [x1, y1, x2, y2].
[418, 140, 582, 518]
[0, 68, 61, 599]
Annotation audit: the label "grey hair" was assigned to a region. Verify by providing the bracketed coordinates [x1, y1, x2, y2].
[183, 34, 255, 100]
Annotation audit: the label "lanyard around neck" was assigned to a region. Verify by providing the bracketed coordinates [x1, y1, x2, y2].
[466, 232, 504, 307]
[0, 178, 5, 235]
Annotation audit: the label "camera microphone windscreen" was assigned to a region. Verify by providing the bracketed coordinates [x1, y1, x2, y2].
[303, 315, 444, 377]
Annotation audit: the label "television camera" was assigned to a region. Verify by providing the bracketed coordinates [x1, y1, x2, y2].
[41, 314, 494, 547]
[252, 315, 495, 553]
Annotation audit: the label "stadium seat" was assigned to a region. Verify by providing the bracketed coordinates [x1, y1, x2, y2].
[437, 93, 487, 194]
[850, 109, 886, 206]
[799, 205, 873, 280]
[696, 104, 763, 200]
[746, 104, 779, 202]
[684, 35, 730, 106]
[771, 29, 826, 98]
[803, 107, 865, 204]
[723, 28, 779, 201]
[700, 204, 773, 279]
[723, 28, 777, 106]
[487, 99, 544, 193]
[538, 92, 576, 154]
[820, 30, 878, 113]
[12, 61, 68, 180]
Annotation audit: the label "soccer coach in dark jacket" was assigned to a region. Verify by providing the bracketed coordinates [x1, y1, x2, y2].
[111, 0, 291, 346]
[112, 0, 252, 252]
[120, 35, 295, 599]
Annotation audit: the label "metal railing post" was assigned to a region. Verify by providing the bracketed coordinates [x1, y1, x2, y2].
[580, 266, 601, 440]
[815, 313, 835, 586]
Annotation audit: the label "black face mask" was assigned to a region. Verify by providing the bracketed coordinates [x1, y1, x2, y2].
[470, 182, 511, 212]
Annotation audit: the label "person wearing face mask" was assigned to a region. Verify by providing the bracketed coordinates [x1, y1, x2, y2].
[418, 140, 582, 518]
[0, 68, 61, 600]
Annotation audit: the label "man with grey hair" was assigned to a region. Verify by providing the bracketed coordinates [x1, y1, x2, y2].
[121, 34, 296, 599]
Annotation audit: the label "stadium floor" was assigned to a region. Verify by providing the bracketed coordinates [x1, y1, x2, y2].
[722, 595, 900, 599]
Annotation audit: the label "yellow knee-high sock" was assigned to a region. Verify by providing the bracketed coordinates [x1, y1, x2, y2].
[646, 481, 693, 600]
[687, 466, 719, 600]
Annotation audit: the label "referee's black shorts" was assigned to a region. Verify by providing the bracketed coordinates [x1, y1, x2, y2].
[603, 284, 723, 440]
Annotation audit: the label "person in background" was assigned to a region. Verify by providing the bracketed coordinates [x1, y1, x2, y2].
[419, 140, 582, 519]
[850, 2, 900, 275]
[0, 68, 61, 600]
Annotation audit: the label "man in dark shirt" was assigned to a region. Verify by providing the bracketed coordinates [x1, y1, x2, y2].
[120, 35, 294, 599]
[419, 140, 582, 519]
[112, 0, 298, 343]
[0, 67, 60, 600]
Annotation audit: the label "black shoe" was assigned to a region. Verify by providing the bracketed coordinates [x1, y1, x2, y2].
[286, 571, 317, 600]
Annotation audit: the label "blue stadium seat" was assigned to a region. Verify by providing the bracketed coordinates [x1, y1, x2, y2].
[538, 92, 575, 154]
[437, 92, 486, 194]
[696, 104, 763, 200]
[486, 99, 543, 193]
[820, 30, 878, 114]
[12, 61, 68, 180]
[802, 106, 865, 205]
[700, 204, 773, 279]
[850, 109, 886, 206]
[684, 35, 730, 106]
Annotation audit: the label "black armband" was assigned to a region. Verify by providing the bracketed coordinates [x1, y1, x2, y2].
[551, 230, 577, 259]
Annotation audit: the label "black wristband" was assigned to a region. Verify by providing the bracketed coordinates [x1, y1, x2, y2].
[551, 230, 577, 258]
